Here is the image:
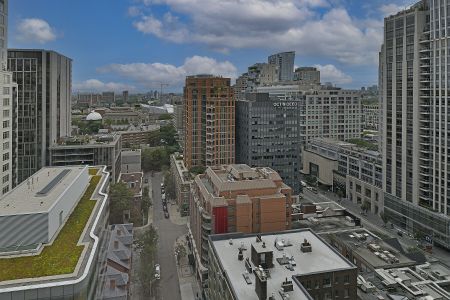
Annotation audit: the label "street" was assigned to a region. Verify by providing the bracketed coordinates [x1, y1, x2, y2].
[151, 172, 187, 300]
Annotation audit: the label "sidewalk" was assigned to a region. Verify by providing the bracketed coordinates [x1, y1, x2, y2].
[169, 203, 188, 226]
[174, 235, 201, 300]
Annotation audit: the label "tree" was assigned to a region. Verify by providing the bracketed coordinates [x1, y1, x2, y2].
[189, 166, 206, 175]
[175, 243, 187, 265]
[164, 171, 176, 201]
[142, 148, 169, 172]
[158, 114, 173, 120]
[142, 186, 152, 213]
[135, 225, 158, 297]
[109, 182, 133, 224]
[304, 175, 317, 187]
[159, 124, 177, 146]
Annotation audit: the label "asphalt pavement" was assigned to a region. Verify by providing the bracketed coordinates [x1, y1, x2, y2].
[152, 172, 188, 300]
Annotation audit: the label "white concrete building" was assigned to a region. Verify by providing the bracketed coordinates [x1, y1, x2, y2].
[0, 166, 89, 249]
[0, 0, 17, 196]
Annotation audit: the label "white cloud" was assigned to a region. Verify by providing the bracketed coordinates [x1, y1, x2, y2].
[127, 6, 142, 17]
[97, 55, 237, 87]
[314, 64, 352, 85]
[73, 79, 135, 92]
[133, 13, 188, 43]
[131, 1, 382, 65]
[16, 18, 57, 44]
[379, 3, 409, 17]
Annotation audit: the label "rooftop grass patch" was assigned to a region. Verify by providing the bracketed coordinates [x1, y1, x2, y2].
[88, 168, 99, 175]
[0, 175, 101, 282]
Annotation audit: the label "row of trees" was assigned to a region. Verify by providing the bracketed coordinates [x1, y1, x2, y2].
[142, 125, 180, 172]
[135, 226, 159, 297]
[109, 182, 151, 226]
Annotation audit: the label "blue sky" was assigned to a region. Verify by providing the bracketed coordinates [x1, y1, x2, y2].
[9, 0, 410, 93]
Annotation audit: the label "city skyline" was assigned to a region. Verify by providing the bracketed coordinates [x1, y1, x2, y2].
[8, 0, 412, 92]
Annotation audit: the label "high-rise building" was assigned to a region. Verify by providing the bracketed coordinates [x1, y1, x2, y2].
[122, 90, 129, 103]
[8, 49, 72, 184]
[183, 75, 235, 169]
[268, 51, 295, 81]
[0, 0, 17, 195]
[257, 84, 362, 143]
[188, 164, 293, 285]
[380, 1, 450, 248]
[236, 93, 302, 192]
[294, 66, 321, 84]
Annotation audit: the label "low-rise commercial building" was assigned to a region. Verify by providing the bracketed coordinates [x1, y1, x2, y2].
[374, 262, 450, 299]
[0, 166, 111, 299]
[207, 229, 358, 300]
[119, 125, 159, 147]
[121, 149, 141, 174]
[49, 134, 122, 182]
[189, 164, 292, 286]
[302, 139, 383, 215]
[327, 229, 416, 273]
[170, 153, 192, 216]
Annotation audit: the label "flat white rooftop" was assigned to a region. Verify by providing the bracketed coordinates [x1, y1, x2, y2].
[210, 229, 355, 300]
[0, 166, 87, 215]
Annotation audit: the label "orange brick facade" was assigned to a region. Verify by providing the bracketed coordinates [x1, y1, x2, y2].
[183, 75, 235, 169]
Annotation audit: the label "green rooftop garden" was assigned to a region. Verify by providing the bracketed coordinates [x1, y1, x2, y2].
[0, 175, 101, 282]
[88, 167, 99, 175]
[347, 138, 378, 151]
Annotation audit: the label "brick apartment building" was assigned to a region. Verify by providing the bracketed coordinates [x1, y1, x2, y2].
[188, 164, 292, 286]
[183, 75, 235, 168]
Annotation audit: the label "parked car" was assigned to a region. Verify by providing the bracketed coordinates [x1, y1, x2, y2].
[164, 211, 170, 219]
[154, 264, 161, 279]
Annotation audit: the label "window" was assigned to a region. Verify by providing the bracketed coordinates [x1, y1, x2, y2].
[2, 174, 8, 183]
[356, 184, 361, 193]
[2, 141, 8, 150]
[2, 152, 8, 161]
[2, 120, 8, 128]
[2, 98, 9, 106]
[2, 186, 8, 194]
[2, 163, 8, 172]
[2, 87, 9, 95]
[344, 275, 350, 284]
[2, 131, 8, 139]
[344, 288, 349, 298]
[3, 109, 8, 117]
[323, 277, 331, 287]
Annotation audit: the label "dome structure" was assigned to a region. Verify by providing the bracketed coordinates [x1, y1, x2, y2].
[86, 111, 102, 121]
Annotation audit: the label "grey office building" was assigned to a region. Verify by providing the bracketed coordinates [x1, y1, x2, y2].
[268, 51, 295, 81]
[8, 49, 72, 184]
[236, 93, 302, 192]
[380, 0, 450, 248]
